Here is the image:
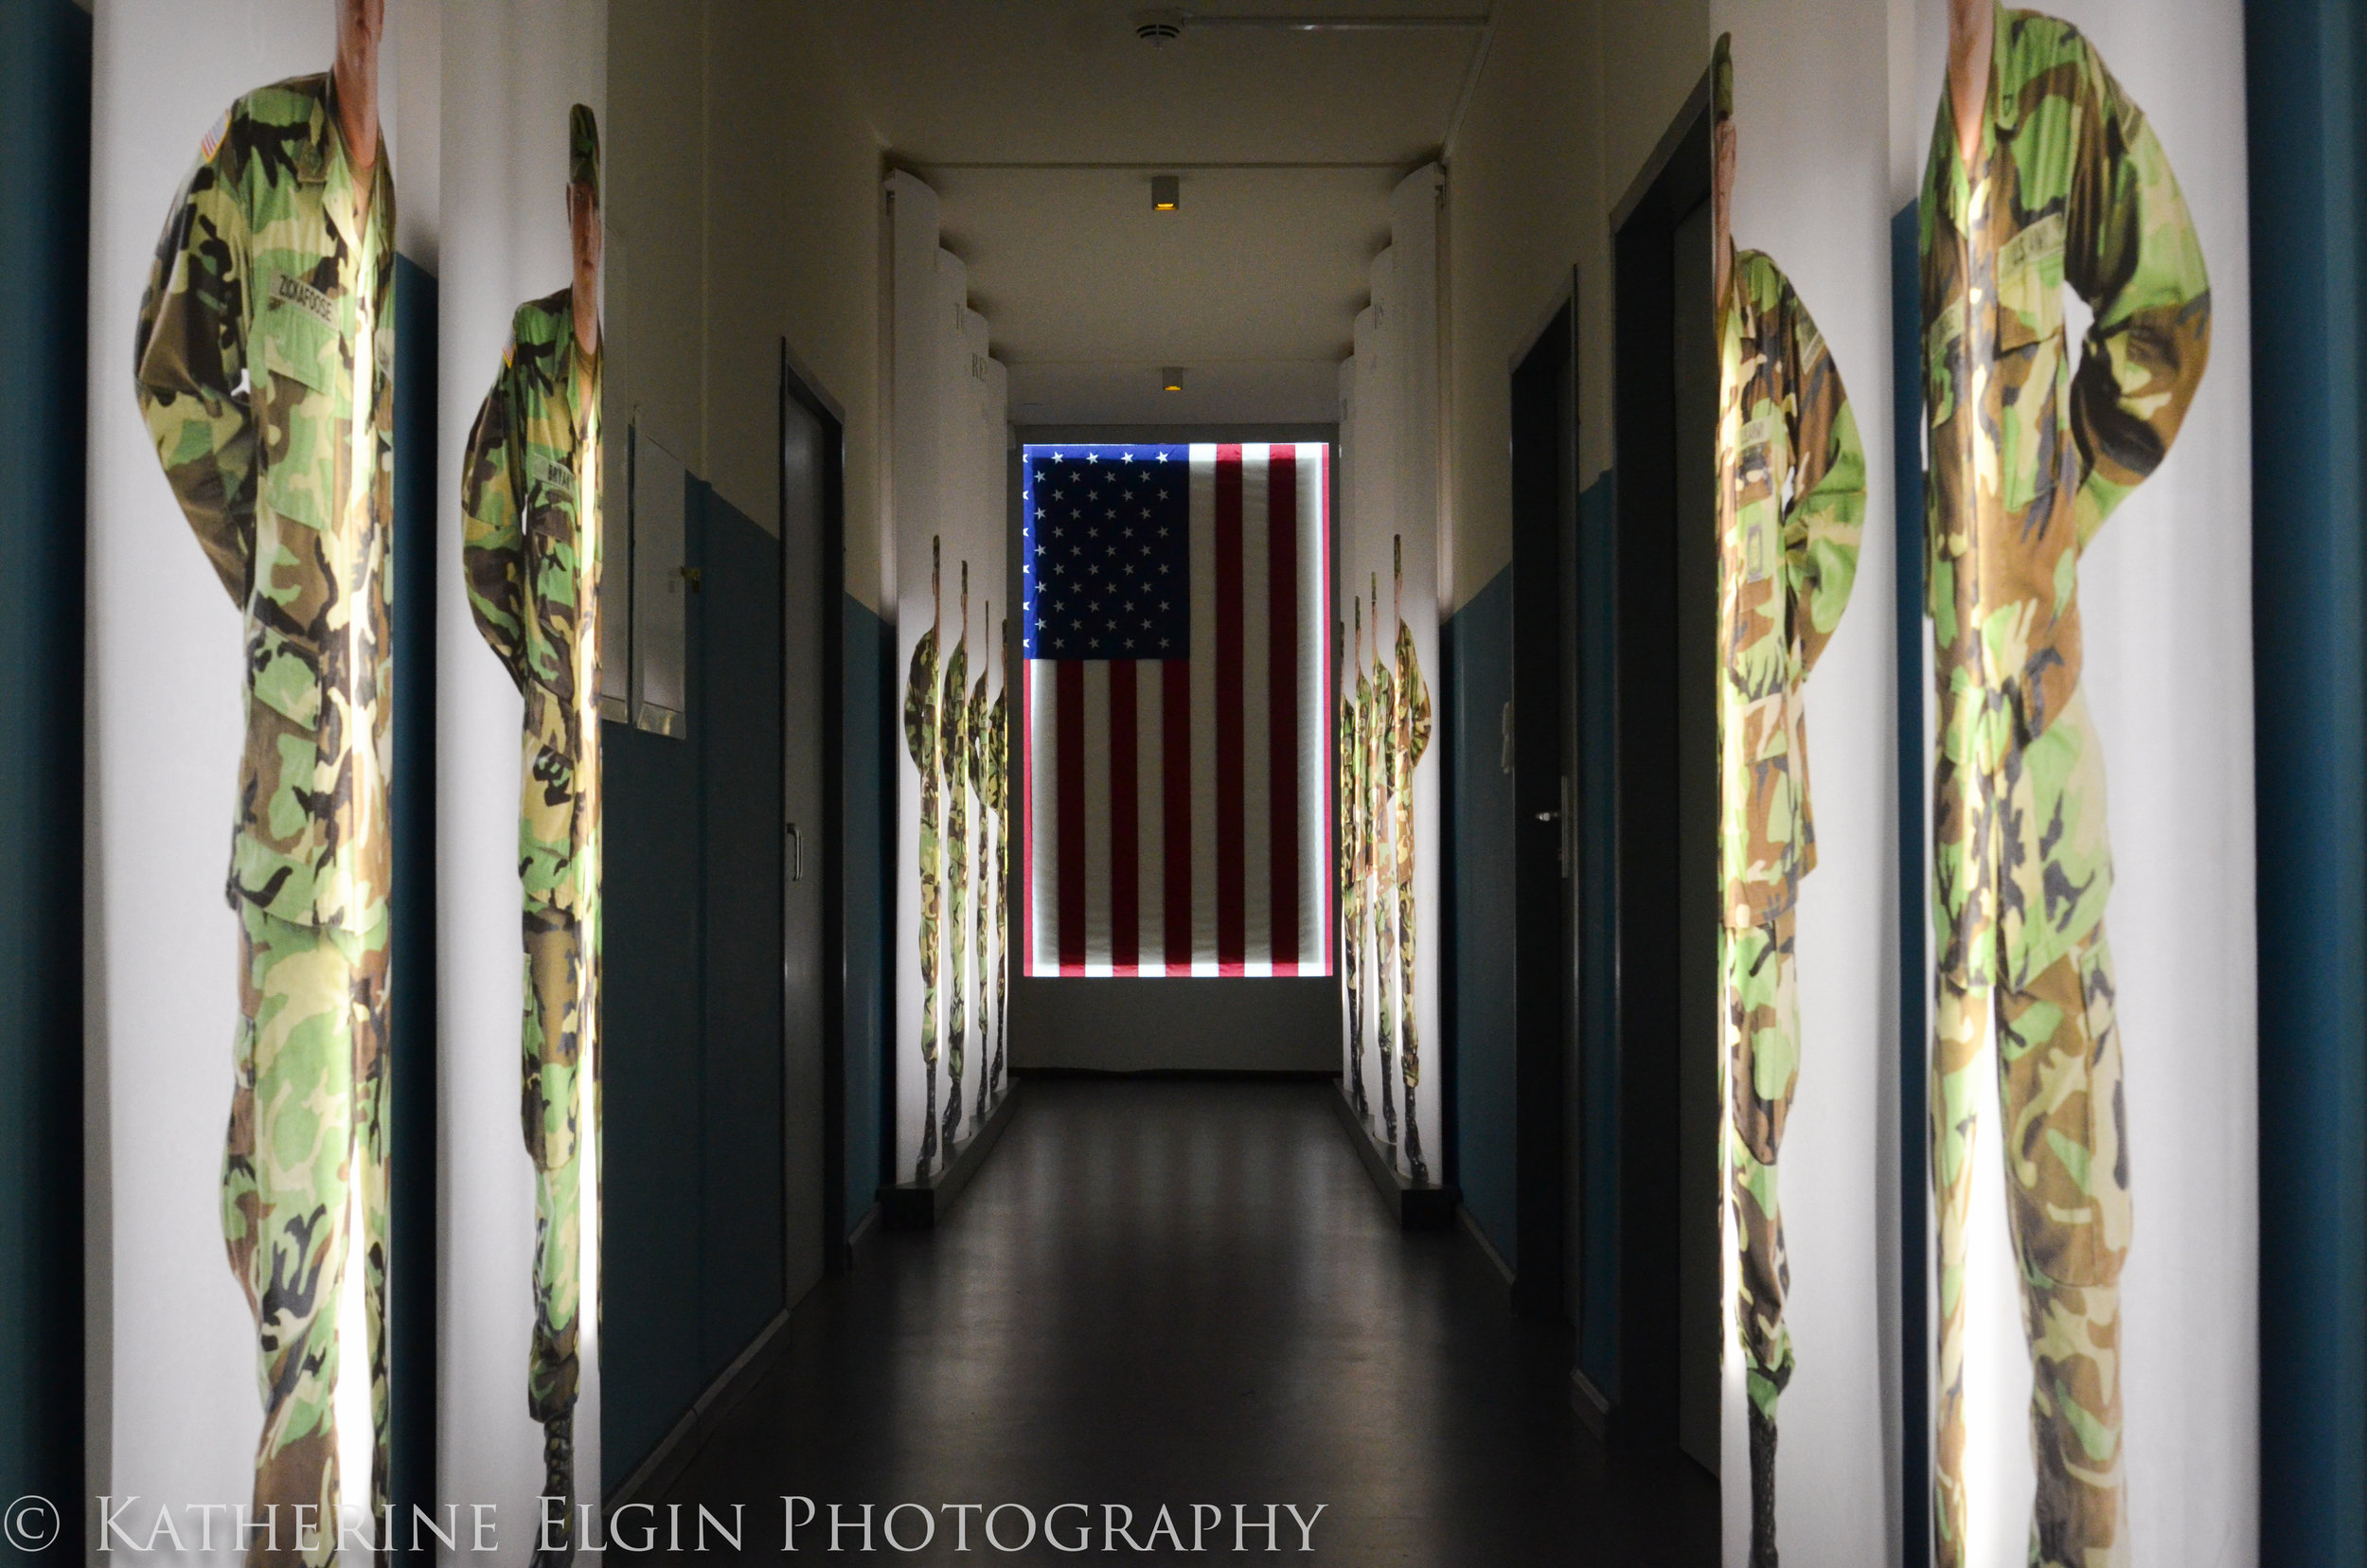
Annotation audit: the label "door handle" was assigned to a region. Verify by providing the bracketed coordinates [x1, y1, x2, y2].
[786, 821, 802, 882]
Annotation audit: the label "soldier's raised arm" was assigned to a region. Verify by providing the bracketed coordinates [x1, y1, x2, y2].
[134, 122, 255, 608]
[460, 336, 531, 691]
[1777, 278, 1864, 678]
[2065, 38, 2212, 547]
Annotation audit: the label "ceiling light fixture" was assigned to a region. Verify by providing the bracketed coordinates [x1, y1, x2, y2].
[1151, 174, 1181, 211]
[1162, 367, 1185, 394]
[1135, 9, 1489, 42]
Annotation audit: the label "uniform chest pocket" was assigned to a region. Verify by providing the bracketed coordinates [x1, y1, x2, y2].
[1927, 299, 1966, 426]
[1995, 210, 2066, 353]
[1736, 419, 1781, 583]
[258, 277, 341, 533]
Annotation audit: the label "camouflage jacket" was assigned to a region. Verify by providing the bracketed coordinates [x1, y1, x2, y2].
[1717, 248, 1864, 927]
[1918, 6, 2210, 746]
[135, 74, 396, 933]
[461, 290, 604, 898]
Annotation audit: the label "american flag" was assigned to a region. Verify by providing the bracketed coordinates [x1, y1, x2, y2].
[1023, 444, 1332, 975]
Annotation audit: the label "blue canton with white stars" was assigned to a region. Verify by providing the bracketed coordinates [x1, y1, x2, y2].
[1021, 446, 1192, 660]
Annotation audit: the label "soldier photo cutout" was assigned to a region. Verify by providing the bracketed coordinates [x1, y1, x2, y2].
[133, 0, 398, 1557]
[1709, 35, 1869, 1568]
[1919, 2, 2211, 1563]
[459, 102, 607, 1563]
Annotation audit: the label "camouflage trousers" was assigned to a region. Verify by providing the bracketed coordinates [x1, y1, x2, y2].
[1722, 910, 1798, 1419]
[223, 903, 390, 1567]
[1932, 925, 2128, 1568]
[522, 908, 585, 1424]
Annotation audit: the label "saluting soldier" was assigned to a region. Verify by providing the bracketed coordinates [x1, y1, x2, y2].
[1710, 36, 1868, 1567]
[133, 0, 397, 1557]
[941, 566, 972, 1151]
[458, 103, 607, 1558]
[988, 616, 1011, 1106]
[1389, 539, 1433, 1185]
[905, 539, 944, 1177]
[1921, 5, 2210, 1564]
[1368, 577, 1399, 1152]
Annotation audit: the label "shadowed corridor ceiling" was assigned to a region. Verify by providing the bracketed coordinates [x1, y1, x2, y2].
[810, 1, 1489, 425]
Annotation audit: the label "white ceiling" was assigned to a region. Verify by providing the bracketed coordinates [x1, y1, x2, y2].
[813, 1, 1487, 424]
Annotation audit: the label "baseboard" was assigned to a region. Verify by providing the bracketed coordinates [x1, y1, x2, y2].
[604, 1306, 793, 1511]
[1455, 1203, 1516, 1288]
[1570, 1364, 1612, 1442]
[1327, 1083, 1458, 1229]
[878, 1078, 1021, 1228]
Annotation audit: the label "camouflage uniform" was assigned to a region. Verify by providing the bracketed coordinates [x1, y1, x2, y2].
[1366, 579, 1399, 1149]
[940, 575, 971, 1151]
[905, 541, 943, 1177]
[1390, 544, 1434, 1183]
[134, 73, 396, 1564]
[460, 107, 607, 1526]
[1337, 614, 1369, 1119]
[1717, 244, 1864, 1434]
[968, 627, 991, 1118]
[1918, 13, 2209, 1564]
[988, 622, 1010, 1103]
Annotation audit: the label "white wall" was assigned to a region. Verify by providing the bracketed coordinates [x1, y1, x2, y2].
[1710, 8, 1904, 1563]
[85, 2, 433, 1550]
[1896, 3, 2258, 1564]
[436, 4, 607, 1555]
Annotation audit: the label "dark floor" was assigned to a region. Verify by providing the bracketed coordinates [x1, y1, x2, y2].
[655, 1077, 1717, 1565]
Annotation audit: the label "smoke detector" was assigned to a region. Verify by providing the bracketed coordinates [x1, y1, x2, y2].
[1135, 10, 1184, 45]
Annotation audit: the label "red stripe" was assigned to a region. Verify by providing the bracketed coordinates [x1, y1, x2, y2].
[1268, 447, 1300, 972]
[1214, 445, 1246, 973]
[1110, 661, 1140, 974]
[1163, 658, 1192, 973]
[1056, 659, 1086, 973]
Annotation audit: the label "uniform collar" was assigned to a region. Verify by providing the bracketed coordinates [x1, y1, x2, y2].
[314, 72, 393, 254]
[1932, 9, 2005, 230]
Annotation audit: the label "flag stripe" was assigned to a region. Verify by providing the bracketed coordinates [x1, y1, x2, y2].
[1081, 658, 1112, 973]
[1189, 453, 1219, 971]
[1215, 445, 1247, 972]
[1111, 660, 1140, 973]
[1240, 450, 1272, 975]
[1269, 446, 1300, 972]
[1138, 665, 1166, 969]
[1163, 657, 1193, 974]
[1057, 657, 1086, 972]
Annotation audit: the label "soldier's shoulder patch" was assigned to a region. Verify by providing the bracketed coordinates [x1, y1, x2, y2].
[199, 108, 231, 165]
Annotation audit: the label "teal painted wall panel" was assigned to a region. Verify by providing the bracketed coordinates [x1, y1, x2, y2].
[1448, 568, 1518, 1268]
[0, 1, 89, 1547]
[842, 598, 892, 1226]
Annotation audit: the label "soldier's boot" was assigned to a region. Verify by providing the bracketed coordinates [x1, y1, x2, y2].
[1748, 1401, 1779, 1568]
[918, 1062, 940, 1180]
[943, 1062, 966, 1151]
[1404, 1098, 1429, 1184]
[535, 1414, 575, 1567]
[1378, 1050, 1399, 1149]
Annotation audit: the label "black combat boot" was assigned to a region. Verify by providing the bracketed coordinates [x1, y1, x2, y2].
[1748, 1401, 1779, 1568]
[535, 1414, 576, 1566]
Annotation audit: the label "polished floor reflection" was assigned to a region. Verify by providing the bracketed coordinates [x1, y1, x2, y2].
[654, 1077, 1717, 1565]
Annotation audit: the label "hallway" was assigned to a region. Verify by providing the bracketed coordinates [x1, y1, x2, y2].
[655, 1078, 1716, 1565]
